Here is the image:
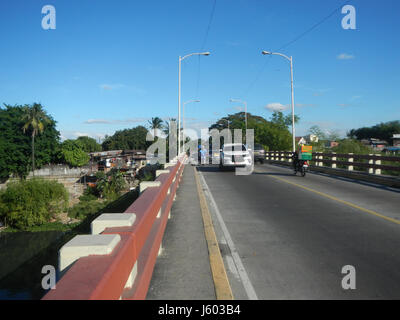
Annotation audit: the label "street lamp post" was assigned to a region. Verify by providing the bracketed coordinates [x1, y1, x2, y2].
[262, 50, 296, 152]
[182, 99, 200, 152]
[178, 52, 210, 155]
[229, 98, 247, 132]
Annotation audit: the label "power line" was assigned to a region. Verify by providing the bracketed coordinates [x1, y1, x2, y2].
[276, 0, 353, 52]
[196, 0, 217, 98]
[242, 0, 354, 99]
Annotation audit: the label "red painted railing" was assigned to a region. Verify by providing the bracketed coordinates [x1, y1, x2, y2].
[42, 159, 185, 300]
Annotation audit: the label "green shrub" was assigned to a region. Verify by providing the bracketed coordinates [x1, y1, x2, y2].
[0, 179, 69, 230]
[94, 169, 126, 200]
[78, 192, 98, 202]
[67, 200, 105, 220]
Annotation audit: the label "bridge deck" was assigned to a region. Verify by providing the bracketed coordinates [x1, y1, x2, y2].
[147, 164, 216, 299]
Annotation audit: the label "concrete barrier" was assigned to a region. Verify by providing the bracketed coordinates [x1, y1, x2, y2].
[42, 156, 186, 300]
[59, 234, 121, 272]
[265, 155, 400, 188]
[91, 213, 136, 235]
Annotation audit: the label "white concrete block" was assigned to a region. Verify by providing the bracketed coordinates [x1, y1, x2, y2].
[156, 169, 170, 177]
[91, 213, 136, 235]
[139, 181, 161, 193]
[59, 234, 121, 272]
[164, 162, 176, 168]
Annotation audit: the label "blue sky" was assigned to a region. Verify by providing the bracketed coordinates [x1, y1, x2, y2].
[0, 0, 399, 141]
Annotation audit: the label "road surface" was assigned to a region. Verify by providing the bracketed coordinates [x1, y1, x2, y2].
[197, 162, 400, 299]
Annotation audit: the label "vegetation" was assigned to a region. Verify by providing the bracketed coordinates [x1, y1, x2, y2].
[348, 120, 400, 142]
[76, 136, 102, 153]
[148, 117, 164, 138]
[0, 104, 60, 179]
[209, 111, 299, 151]
[60, 139, 91, 167]
[0, 179, 69, 230]
[67, 198, 105, 220]
[93, 169, 127, 200]
[331, 139, 374, 154]
[21, 103, 52, 175]
[101, 126, 151, 151]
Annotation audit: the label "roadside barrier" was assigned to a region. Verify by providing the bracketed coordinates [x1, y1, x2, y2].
[42, 157, 185, 300]
[265, 151, 400, 188]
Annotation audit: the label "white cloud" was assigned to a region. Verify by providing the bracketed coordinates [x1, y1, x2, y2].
[99, 84, 126, 90]
[84, 118, 148, 124]
[350, 95, 362, 101]
[337, 53, 355, 60]
[60, 131, 106, 142]
[265, 103, 288, 112]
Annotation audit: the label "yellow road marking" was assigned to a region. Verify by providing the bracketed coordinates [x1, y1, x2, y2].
[194, 166, 234, 300]
[268, 174, 400, 226]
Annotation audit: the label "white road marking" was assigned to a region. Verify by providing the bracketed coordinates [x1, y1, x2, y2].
[198, 170, 259, 300]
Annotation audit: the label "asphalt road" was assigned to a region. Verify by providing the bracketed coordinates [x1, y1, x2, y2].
[197, 163, 400, 299]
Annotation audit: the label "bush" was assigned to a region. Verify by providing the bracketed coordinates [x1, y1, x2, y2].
[0, 179, 69, 230]
[137, 164, 162, 182]
[67, 200, 105, 220]
[78, 192, 98, 202]
[95, 169, 127, 200]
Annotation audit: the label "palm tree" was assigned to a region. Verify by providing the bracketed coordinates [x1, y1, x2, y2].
[22, 103, 51, 176]
[148, 117, 164, 138]
[163, 118, 176, 136]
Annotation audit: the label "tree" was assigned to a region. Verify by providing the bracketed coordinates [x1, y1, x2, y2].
[163, 118, 176, 136]
[332, 139, 373, 154]
[308, 125, 326, 140]
[326, 129, 341, 141]
[76, 136, 102, 153]
[61, 139, 90, 167]
[93, 169, 126, 200]
[348, 121, 400, 143]
[209, 111, 296, 151]
[0, 104, 60, 179]
[22, 103, 52, 175]
[148, 117, 164, 138]
[101, 126, 151, 151]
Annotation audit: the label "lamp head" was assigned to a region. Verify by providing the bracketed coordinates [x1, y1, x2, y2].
[202, 52, 211, 56]
[262, 50, 271, 55]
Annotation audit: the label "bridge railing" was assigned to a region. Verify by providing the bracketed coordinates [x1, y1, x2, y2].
[265, 151, 400, 176]
[42, 157, 185, 300]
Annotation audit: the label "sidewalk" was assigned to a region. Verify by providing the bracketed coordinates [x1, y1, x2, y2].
[146, 164, 216, 300]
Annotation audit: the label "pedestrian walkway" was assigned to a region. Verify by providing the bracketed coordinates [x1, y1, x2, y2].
[146, 164, 216, 299]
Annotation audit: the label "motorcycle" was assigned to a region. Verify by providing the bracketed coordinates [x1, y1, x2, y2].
[294, 160, 309, 177]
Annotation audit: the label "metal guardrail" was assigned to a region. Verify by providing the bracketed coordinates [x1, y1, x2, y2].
[265, 151, 400, 175]
[42, 158, 185, 300]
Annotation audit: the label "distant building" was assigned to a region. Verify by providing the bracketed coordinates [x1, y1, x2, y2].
[295, 134, 318, 145]
[392, 134, 400, 147]
[295, 137, 307, 145]
[361, 138, 388, 151]
[325, 141, 339, 148]
[304, 134, 319, 143]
